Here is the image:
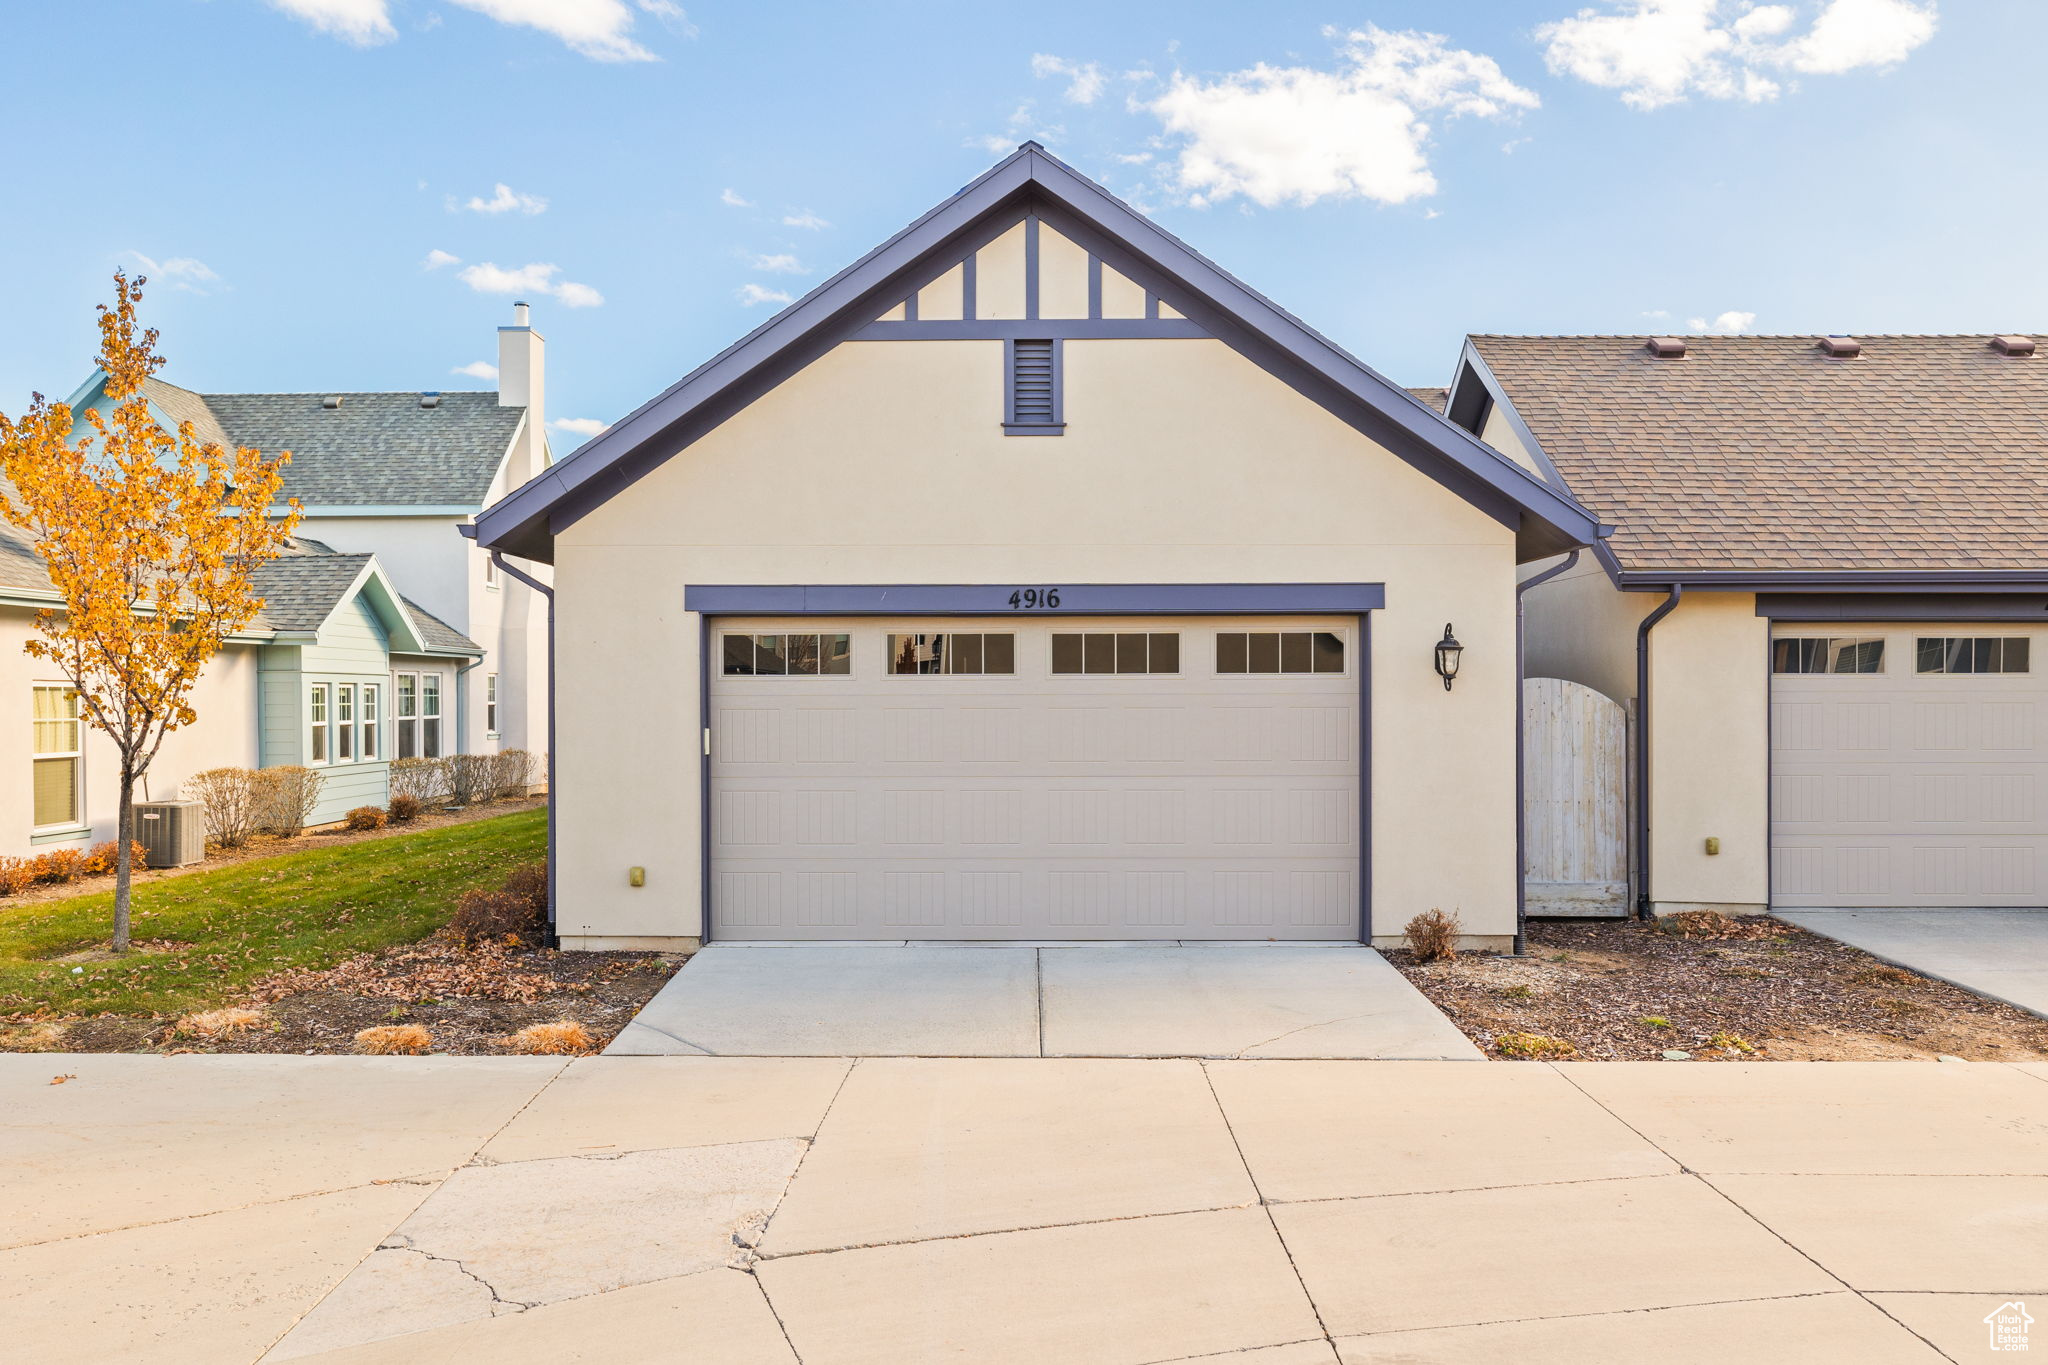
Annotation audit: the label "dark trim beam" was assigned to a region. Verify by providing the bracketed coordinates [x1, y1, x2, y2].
[684, 582, 1387, 617]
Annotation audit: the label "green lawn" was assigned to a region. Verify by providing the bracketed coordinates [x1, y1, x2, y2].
[0, 808, 546, 1018]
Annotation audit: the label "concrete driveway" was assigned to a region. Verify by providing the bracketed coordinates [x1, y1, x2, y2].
[605, 942, 1482, 1059]
[6, 1053, 2048, 1363]
[1778, 907, 2048, 1019]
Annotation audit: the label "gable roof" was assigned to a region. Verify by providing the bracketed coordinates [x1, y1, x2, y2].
[132, 379, 522, 509]
[473, 144, 1600, 564]
[1465, 334, 2048, 583]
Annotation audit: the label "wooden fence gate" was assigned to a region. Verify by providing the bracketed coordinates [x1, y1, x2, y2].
[1523, 677, 1628, 917]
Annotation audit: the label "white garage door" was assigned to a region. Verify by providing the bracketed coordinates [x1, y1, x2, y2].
[707, 616, 1361, 940]
[1771, 626, 2048, 907]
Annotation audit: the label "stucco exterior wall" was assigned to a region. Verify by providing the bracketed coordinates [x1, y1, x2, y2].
[552, 335, 1525, 946]
[1520, 554, 1645, 704]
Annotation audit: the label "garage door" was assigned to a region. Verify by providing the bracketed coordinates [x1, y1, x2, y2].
[1771, 626, 2048, 907]
[707, 616, 1361, 940]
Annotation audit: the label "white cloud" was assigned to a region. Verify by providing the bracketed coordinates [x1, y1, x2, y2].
[127, 252, 222, 293]
[445, 0, 658, 62]
[1686, 309, 1758, 332]
[452, 360, 500, 380]
[267, 0, 394, 45]
[1538, 0, 1937, 110]
[736, 283, 794, 307]
[720, 188, 752, 207]
[422, 248, 462, 270]
[1031, 53, 1108, 104]
[635, 0, 696, 37]
[549, 416, 609, 435]
[782, 210, 829, 230]
[1144, 25, 1538, 208]
[462, 182, 548, 215]
[748, 253, 806, 274]
[456, 261, 605, 308]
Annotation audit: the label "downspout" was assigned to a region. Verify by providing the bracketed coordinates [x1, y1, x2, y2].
[453, 656, 483, 756]
[1514, 550, 1580, 957]
[489, 549, 557, 944]
[1634, 585, 1684, 920]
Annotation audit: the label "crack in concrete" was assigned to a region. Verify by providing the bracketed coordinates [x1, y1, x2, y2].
[1225, 1012, 1384, 1060]
[752, 1200, 1262, 1262]
[379, 1239, 539, 1314]
[608, 1018, 717, 1056]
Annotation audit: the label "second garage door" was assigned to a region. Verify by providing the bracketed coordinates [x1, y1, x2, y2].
[707, 616, 1362, 940]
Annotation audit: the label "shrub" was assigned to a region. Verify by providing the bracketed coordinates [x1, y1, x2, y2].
[506, 1019, 594, 1055]
[491, 748, 536, 800]
[33, 848, 86, 884]
[174, 1007, 266, 1040]
[0, 857, 34, 896]
[390, 756, 446, 805]
[83, 841, 146, 876]
[345, 805, 387, 831]
[1403, 908, 1461, 963]
[1494, 1032, 1578, 1060]
[451, 859, 550, 948]
[1706, 1031, 1758, 1054]
[254, 765, 323, 838]
[187, 766, 263, 848]
[387, 793, 424, 824]
[354, 1024, 432, 1055]
[1851, 964, 1917, 988]
[1640, 1015, 1673, 1029]
[444, 753, 496, 806]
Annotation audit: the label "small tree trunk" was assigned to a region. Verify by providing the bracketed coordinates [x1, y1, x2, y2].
[113, 768, 136, 954]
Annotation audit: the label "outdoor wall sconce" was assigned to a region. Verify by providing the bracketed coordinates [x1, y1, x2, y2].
[1434, 623, 1464, 691]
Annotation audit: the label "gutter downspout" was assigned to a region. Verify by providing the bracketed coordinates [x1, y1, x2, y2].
[1514, 550, 1580, 957]
[1634, 585, 1684, 920]
[488, 548, 557, 945]
[453, 656, 483, 757]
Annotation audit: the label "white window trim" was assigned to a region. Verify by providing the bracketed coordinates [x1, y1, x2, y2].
[337, 683, 356, 763]
[1049, 630, 1186, 678]
[720, 632, 857, 680]
[484, 673, 500, 738]
[393, 671, 419, 760]
[361, 683, 380, 761]
[308, 683, 331, 767]
[421, 673, 444, 759]
[883, 632, 1017, 679]
[1212, 628, 1352, 678]
[32, 683, 84, 833]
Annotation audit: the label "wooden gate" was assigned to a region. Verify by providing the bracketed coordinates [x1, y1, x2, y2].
[1523, 677, 1628, 917]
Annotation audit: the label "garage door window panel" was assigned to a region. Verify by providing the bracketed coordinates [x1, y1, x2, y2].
[1052, 632, 1181, 675]
[888, 633, 1015, 676]
[1218, 631, 1345, 675]
[1917, 637, 2031, 674]
[1773, 638, 1885, 674]
[725, 633, 851, 677]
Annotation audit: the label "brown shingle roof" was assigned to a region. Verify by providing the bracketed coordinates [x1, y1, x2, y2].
[1471, 334, 2048, 574]
[1405, 386, 1448, 413]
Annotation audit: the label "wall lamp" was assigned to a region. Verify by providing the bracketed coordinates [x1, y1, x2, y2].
[1434, 623, 1464, 691]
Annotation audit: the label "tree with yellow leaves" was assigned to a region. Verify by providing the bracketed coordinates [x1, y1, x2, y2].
[0, 273, 301, 952]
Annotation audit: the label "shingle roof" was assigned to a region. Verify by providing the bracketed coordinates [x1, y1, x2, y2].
[401, 596, 481, 655]
[1470, 334, 2048, 574]
[1406, 387, 1448, 413]
[140, 379, 521, 507]
[248, 551, 375, 632]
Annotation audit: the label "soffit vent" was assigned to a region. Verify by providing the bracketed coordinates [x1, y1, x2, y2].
[322, 395, 344, 409]
[1992, 335, 2036, 357]
[1644, 336, 1686, 359]
[1816, 336, 1861, 358]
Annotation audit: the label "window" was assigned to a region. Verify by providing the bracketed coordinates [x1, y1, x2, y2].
[1003, 338, 1063, 435]
[888, 633, 1015, 675]
[32, 686, 81, 829]
[422, 674, 443, 757]
[395, 673, 418, 759]
[722, 633, 853, 677]
[484, 554, 500, 589]
[309, 684, 330, 764]
[1217, 631, 1345, 675]
[1917, 637, 2032, 674]
[485, 673, 499, 734]
[336, 685, 356, 760]
[1773, 637, 1885, 674]
[361, 685, 379, 760]
[1052, 632, 1181, 675]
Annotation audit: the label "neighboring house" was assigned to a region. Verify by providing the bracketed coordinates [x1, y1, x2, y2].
[474, 144, 1601, 951]
[4, 306, 552, 853]
[1447, 332, 2048, 915]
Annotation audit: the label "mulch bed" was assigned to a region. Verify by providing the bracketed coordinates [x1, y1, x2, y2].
[22, 935, 686, 1056]
[1390, 916, 2048, 1062]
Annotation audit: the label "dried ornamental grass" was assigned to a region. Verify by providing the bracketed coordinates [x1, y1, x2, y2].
[1403, 908, 1461, 963]
[174, 1007, 266, 1039]
[506, 1019, 595, 1055]
[354, 1024, 433, 1055]
[1494, 1032, 1578, 1060]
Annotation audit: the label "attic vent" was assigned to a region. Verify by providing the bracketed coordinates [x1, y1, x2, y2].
[1003, 338, 1063, 435]
[1645, 336, 1686, 359]
[419, 392, 442, 408]
[1816, 336, 1861, 359]
[321, 395, 343, 409]
[1992, 335, 2036, 357]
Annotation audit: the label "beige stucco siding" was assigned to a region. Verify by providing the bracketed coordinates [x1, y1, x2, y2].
[1479, 403, 1542, 476]
[1520, 555, 1644, 705]
[554, 336, 1524, 944]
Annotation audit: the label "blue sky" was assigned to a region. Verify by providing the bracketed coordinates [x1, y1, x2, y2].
[1, 0, 2035, 451]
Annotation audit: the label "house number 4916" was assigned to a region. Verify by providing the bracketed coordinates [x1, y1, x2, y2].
[1008, 588, 1062, 609]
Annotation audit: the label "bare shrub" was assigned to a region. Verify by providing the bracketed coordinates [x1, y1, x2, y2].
[1494, 1032, 1578, 1060]
[255, 766, 323, 837]
[387, 793, 424, 824]
[174, 1007, 265, 1040]
[506, 1019, 594, 1055]
[389, 756, 446, 805]
[491, 748, 535, 800]
[0, 858, 34, 896]
[344, 805, 387, 831]
[354, 1024, 432, 1055]
[1403, 908, 1462, 963]
[444, 753, 496, 806]
[187, 766, 262, 848]
[450, 859, 549, 948]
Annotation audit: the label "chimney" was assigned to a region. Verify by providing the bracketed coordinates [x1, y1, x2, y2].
[498, 301, 546, 486]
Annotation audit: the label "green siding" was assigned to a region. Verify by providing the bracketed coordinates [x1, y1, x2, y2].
[262, 596, 395, 825]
